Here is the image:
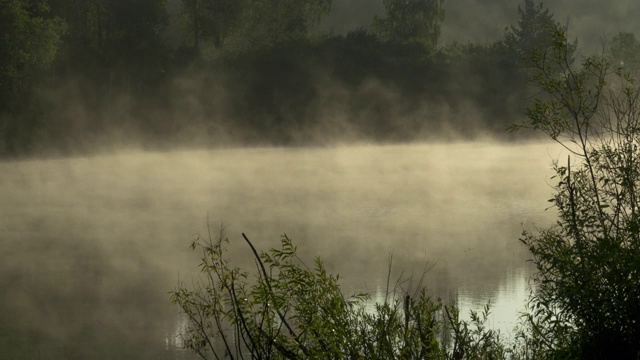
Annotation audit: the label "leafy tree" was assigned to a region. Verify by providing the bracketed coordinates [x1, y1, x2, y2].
[0, 0, 66, 154]
[500, 0, 575, 68]
[608, 31, 640, 74]
[48, 0, 169, 92]
[181, 0, 243, 52]
[512, 25, 640, 359]
[48, 0, 107, 63]
[239, 0, 332, 47]
[0, 0, 66, 111]
[104, 0, 170, 89]
[373, 0, 445, 51]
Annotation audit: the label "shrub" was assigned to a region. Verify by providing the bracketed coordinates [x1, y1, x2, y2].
[170, 228, 508, 359]
[512, 25, 640, 359]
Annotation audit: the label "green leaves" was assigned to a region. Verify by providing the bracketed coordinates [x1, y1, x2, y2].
[238, 0, 333, 48]
[516, 16, 640, 358]
[171, 230, 515, 359]
[0, 0, 66, 110]
[373, 0, 445, 51]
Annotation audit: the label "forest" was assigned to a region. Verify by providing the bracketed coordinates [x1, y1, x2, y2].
[1, 0, 639, 157]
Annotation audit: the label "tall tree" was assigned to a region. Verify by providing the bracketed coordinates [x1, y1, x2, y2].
[0, 0, 66, 154]
[104, 0, 169, 87]
[608, 31, 640, 73]
[0, 0, 66, 112]
[181, 0, 243, 52]
[48, 0, 107, 61]
[373, 0, 445, 50]
[501, 0, 575, 67]
[241, 0, 332, 47]
[48, 0, 170, 93]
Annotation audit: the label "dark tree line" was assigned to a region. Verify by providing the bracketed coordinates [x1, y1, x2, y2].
[1, 0, 637, 157]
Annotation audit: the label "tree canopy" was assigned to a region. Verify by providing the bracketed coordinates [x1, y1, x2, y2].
[608, 31, 640, 73]
[2, 0, 639, 157]
[373, 0, 445, 51]
[181, 0, 243, 52]
[240, 0, 332, 47]
[501, 0, 575, 67]
[0, 0, 66, 112]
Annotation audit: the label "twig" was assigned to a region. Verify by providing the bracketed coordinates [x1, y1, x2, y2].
[242, 233, 310, 357]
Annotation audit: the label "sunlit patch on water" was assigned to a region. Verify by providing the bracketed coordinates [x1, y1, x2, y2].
[457, 266, 531, 339]
[166, 315, 189, 351]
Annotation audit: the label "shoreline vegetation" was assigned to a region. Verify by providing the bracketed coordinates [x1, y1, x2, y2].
[171, 230, 511, 359]
[0, 0, 576, 158]
[171, 2, 640, 359]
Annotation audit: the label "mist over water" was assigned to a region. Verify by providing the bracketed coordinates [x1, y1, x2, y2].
[0, 141, 559, 358]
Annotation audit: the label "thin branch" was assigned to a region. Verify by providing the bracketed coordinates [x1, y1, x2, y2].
[242, 233, 310, 357]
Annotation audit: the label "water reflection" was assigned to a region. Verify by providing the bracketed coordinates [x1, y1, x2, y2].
[457, 266, 531, 339]
[166, 316, 191, 357]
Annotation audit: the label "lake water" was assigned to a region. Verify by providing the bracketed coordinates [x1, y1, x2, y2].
[0, 142, 560, 359]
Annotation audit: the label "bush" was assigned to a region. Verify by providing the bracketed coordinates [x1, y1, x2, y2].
[170, 228, 508, 359]
[512, 26, 640, 359]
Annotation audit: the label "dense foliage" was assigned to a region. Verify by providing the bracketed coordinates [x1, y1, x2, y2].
[511, 23, 640, 360]
[373, 0, 444, 50]
[0, 0, 582, 157]
[0, 0, 66, 153]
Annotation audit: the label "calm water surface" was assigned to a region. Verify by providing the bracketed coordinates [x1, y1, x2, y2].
[0, 142, 559, 358]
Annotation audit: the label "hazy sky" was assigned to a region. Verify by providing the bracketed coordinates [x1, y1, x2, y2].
[322, 0, 640, 53]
